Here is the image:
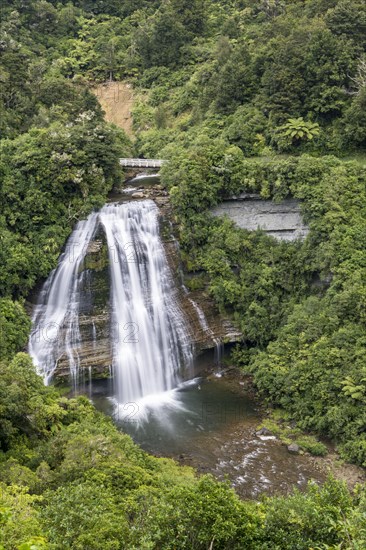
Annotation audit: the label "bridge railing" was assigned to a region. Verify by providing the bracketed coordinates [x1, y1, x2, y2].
[119, 158, 166, 168]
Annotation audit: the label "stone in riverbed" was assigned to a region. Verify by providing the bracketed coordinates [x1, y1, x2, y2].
[131, 192, 145, 199]
[256, 427, 273, 437]
[287, 443, 300, 454]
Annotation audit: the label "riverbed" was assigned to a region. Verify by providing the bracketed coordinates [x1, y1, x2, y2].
[86, 363, 326, 499]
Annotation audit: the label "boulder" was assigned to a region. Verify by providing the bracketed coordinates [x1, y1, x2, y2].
[287, 443, 300, 454]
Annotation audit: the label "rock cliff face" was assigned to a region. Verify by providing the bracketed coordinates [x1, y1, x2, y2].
[46, 193, 241, 380]
[211, 195, 309, 241]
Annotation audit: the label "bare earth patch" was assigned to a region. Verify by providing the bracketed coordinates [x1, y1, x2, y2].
[312, 453, 365, 490]
[93, 81, 134, 138]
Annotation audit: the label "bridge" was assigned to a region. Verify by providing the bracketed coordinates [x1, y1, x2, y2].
[119, 158, 166, 169]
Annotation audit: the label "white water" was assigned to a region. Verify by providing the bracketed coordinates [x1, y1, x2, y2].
[29, 200, 193, 409]
[29, 212, 99, 384]
[100, 200, 193, 405]
[188, 298, 210, 333]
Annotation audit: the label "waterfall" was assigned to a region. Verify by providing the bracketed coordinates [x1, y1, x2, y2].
[91, 322, 97, 349]
[214, 340, 224, 368]
[29, 212, 99, 384]
[100, 200, 193, 405]
[29, 200, 193, 409]
[188, 298, 210, 333]
[188, 298, 223, 367]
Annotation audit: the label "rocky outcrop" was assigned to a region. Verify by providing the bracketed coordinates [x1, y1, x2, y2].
[211, 196, 309, 241]
[163, 237, 241, 354]
[55, 313, 112, 378]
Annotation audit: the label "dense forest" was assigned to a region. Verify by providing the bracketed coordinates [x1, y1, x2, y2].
[0, 0, 365, 548]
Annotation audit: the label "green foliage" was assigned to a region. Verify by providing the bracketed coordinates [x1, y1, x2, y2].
[0, 1, 366, 548]
[0, 484, 45, 550]
[341, 376, 366, 403]
[295, 437, 328, 457]
[0, 300, 30, 360]
[259, 415, 328, 457]
[0, 116, 130, 297]
[342, 85, 366, 149]
[135, 4, 191, 69]
[0, 353, 66, 451]
[224, 106, 268, 156]
[41, 481, 128, 549]
[257, 477, 359, 549]
[278, 117, 320, 151]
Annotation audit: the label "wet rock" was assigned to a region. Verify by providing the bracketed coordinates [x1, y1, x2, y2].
[131, 192, 145, 199]
[155, 197, 170, 206]
[216, 193, 262, 201]
[287, 443, 300, 454]
[256, 427, 273, 437]
[86, 240, 103, 254]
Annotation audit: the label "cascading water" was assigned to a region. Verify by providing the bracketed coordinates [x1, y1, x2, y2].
[29, 200, 193, 413]
[29, 212, 99, 385]
[188, 298, 210, 333]
[100, 200, 193, 407]
[214, 340, 224, 368]
[188, 298, 223, 367]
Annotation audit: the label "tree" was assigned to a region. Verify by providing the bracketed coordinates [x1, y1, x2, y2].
[0, 353, 66, 450]
[135, 4, 190, 68]
[211, 42, 257, 114]
[0, 484, 46, 549]
[279, 117, 320, 147]
[0, 299, 30, 361]
[171, 0, 207, 36]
